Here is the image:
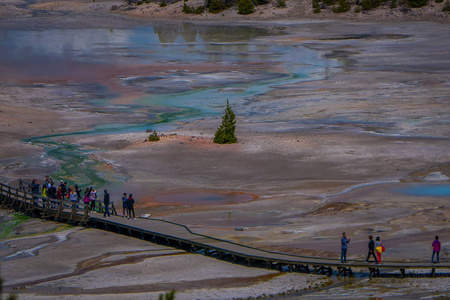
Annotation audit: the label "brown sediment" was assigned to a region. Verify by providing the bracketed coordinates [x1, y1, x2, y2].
[23, 273, 282, 296]
[305, 202, 371, 216]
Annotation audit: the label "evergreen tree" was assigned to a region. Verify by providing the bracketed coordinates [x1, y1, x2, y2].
[238, 0, 254, 14]
[214, 100, 237, 144]
[148, 130, 160, 142]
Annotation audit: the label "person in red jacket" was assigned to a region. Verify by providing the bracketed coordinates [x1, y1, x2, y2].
[431, 236, 441, 263]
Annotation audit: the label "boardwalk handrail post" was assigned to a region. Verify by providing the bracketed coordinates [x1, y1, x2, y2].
[1, 185, 10, 207]
[18, 191, 27, 211]
[42, 196, 51, 218]
[68, 202, 77, 224]
[26, 192, 35, 214]
[10, 189, 19, 209]
[54, 198, 64, 221]
[80, 205, 90, 226]
[111, 202, 117, 216]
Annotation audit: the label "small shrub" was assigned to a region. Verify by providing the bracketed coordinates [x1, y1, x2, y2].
[443, 0, 450, 10]
[314, 6, 321, 12]
[361, 0, 381, 9]
[148, 130, 160, 142]
[435, 0, 443, 3]
[390, 0, 397, 7]
[237, 0, 254, 14]
[137, 0, 143, 4]
[208, 0, 227, 13]
[333, 0, 351, 12]
[354, 5, 361, 11]
[256, 0, 269, 4]
[160, 0, 167, 6]
[323, 0, 336, 5]
[277, 0, 287, 7]
[312, 0, 320, 8]
[407, 0, 427, 6]
[159, 290, 176, 300]
[183, 3, 204, 13]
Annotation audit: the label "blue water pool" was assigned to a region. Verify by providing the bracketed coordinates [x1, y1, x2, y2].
[393, 184, 450, 197]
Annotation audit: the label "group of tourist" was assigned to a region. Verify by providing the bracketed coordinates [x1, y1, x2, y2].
[29, 176, 137, 220]
[340, 232, 441, 264]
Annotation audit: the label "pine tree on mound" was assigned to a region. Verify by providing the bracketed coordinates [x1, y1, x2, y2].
[214, 100, 237, 144]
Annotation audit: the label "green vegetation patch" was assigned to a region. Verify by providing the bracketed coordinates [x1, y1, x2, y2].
[407, 0, 427, 7]
[0, 213, 31, 240]
[333, 0, 351, 12]
[0, 213, 75, 241]
[238, 0, 255, 14]
[443, 0, 450, 11]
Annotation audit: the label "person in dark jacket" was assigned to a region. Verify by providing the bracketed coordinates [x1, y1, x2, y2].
[47, 183, 57, 208]
[31, 179, 40, 195]
[127, 193, 135, 219]
[59, 180, 67, 200]
[341, 232, 350, 263]
[366, 235, 378, 264]
[31, 179, 40, 205]
[47, 183, 57, 199]
[103, 190, 110, 217]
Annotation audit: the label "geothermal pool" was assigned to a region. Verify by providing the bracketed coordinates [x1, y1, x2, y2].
[1, 23, 340, 187]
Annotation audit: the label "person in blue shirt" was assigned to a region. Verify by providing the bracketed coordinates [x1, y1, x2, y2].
[341, 232, 351, 263]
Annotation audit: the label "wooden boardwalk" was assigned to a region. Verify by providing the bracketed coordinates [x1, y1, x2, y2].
[2, 181, 449, 278]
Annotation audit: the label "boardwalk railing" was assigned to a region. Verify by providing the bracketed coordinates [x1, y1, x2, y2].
[2, 181, 92, 224]
[1, 180, 449, 278]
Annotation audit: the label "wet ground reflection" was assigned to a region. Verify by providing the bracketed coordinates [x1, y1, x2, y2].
[153, 192, 256, 206]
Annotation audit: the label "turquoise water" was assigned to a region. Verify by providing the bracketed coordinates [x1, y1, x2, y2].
[1, 24, 340, 187]
[393, 184, 450, 197]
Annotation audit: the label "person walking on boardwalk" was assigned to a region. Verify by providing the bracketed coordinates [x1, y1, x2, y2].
[69, 186, 78, 208]
[47, 183, 57, 199]
[83, 188, 91, 210]
[31, 179, 40, 205]
[44, 175, 51, 189]
[89, 187, 97, 212]
[127, 193, 136, 219]
[103, 190, 111, 217]
[122, 193, 128, 217]
[75, 184, 81, 202]
[56, 186, 63, 201]
[431, 236, 441, 263]
[31, 179, 40, 195]
[59, 180, 67, 200]
[366, 235, 378, 264]
[341, 232, 350, 263]
[375, 236, 384, 264]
